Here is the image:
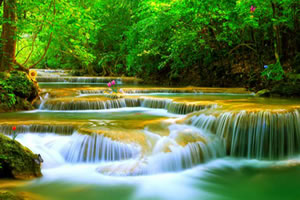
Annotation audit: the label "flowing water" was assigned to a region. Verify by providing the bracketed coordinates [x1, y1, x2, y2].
[1, 70, 300, 200]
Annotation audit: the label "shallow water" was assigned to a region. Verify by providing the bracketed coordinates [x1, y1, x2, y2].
[1, 71, 300, 200]
[9, 158, 300, 200]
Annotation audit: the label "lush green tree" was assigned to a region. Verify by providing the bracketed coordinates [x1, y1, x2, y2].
[0, 0, 298, 88]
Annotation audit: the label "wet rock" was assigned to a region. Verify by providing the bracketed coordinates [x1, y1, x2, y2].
[271, 80, 300, 97]
[255, 89, 271, 97]
[0, 134, 42, 179]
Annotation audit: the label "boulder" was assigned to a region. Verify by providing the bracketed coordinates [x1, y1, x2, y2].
[0, 134, 42, 179]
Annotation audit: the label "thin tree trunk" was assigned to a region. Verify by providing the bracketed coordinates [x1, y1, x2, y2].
[271, 1, 281, 63]
[0, 0, 17, 71]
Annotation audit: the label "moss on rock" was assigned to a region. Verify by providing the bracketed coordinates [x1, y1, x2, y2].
[0, 134, 42, 179]
[0, 71, 39, 112]
[255, 89, 271, 97]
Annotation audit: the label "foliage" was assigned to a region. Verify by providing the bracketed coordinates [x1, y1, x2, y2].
[0, 79, 17, 108]
[0, 0, 299, 87]
[261, 62, 285, 81]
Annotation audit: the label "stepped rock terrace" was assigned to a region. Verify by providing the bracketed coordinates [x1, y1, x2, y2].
[1, 73, 300, 199]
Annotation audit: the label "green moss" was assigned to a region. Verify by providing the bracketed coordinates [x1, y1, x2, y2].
[0, 71, 38, 112]
[0, 134, 42, 179]
[0, 190, 23, 200]
[255, 89, 271, 97]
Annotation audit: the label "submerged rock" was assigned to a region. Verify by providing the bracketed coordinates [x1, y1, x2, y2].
[255, 89, 271, 97]
[0, 190, 23, 200]
[0, 134, 42, 179]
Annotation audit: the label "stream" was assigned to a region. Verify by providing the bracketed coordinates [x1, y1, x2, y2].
[0, 69, 300, 200]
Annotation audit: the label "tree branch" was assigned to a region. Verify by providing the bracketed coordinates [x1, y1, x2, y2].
[22, 25, 43, 65]
[28, 0, 56, 69]
[14, 61, 29, 73]
[29, 32, 53, 69]
[228, 43, 257, 56]
[16, 45, 31, 57]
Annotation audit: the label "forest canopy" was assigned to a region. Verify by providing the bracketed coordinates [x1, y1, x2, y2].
[0, 0, 299, 87]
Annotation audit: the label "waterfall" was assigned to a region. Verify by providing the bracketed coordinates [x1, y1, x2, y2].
[97, 124, 226, 175]
[39, 93, 49, 109]
[141, 98, 172, 109]
[39, 96, 212, 114]
[140, 98, 214, 114]
[62, 132, 140, 163]
[124, 89, 202, 94]
[166, 102, 216, 115]
[39, 98, 141, 110]
[80, 90, 105, 95]
[145, 139, 226, 174]
[36, 77, 123, 84]
[97, 139, 226, 176]
[188, 109, 300, 159]
[0, 124, 75, 135]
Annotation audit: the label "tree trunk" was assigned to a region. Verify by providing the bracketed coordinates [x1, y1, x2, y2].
[0, 0, 17, 72]
[271, 1, 281, 63]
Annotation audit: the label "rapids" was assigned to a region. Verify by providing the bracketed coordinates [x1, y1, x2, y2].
[0, 69, 300, 200]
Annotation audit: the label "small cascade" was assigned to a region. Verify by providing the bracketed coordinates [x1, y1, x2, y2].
[140, 98, 214, 114]
[39, 93, 49, 109]
[36, 77, 122, 84]
[40, 98, 141, 110]
[124, 89, 202, 94]
[80, 90, 105, 95]
[97, 139, 226, 176]
[0, 124, 75, 135]
[40, 96, 213, 114]
[62, 132, 140, 163]
[188, 109, 300, 159]
[98, 124, 226, 175]
[167, 102, 215, 115]
[141, 98, 172, 109]
[145, 139, 226, 174]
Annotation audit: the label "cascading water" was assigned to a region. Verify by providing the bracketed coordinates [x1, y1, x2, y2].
[96, 124, 226, 175]
[141, 98, 173, 109]
[39, 96, 213, 115]
[144, 139, 226, 174]
[0, 124, 75, 135]
[62, 132, 141, 163]
[38, 93, 49, 109]
[3, 69, 300, 200]
[166, 102, 216, 115]
[36, 77, 123, 84]
[188, 109, 300, 159]
[39, 98, 142, 110]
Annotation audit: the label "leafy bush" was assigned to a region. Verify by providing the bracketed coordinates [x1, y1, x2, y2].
[0, 80, 17, 108]
[261, 62, 285, 81]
